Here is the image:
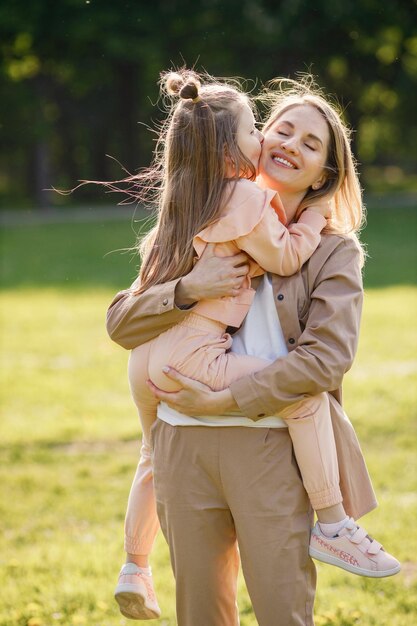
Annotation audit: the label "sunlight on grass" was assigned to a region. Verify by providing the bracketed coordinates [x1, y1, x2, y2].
[1, 285, 416, 625]
[1, 207, 416, 624]
[1, 290, 134, 446]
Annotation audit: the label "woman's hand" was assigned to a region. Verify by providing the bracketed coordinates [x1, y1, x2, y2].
[147, 367, 239, 415]
[175, 243, 250, 305]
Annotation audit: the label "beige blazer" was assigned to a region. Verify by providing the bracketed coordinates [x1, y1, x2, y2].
[106, 233, 377, 519]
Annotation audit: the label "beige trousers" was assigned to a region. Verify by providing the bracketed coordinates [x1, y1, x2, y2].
[151, 419, 316, 626]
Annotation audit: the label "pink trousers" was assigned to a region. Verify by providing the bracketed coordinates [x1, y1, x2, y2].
[124, 312, 342, 556]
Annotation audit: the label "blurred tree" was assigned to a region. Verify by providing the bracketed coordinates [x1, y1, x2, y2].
[0, 0, 416, 207]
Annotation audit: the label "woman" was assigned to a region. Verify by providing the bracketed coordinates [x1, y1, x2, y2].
[107, 78, 378, 625]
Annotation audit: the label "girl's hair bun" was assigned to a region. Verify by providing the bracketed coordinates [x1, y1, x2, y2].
[164, 72, 185, 95]
[162, 70, 201, 101]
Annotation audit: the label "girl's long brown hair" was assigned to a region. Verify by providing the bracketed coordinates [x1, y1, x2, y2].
[133, 70, 255, 295]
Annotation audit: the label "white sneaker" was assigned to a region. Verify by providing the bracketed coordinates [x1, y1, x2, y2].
[309, 518, 401, 578]
[114, 563, 161, 620]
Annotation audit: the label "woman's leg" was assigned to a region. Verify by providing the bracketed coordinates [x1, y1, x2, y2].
[221, 426, 316, 626]
[151, 421, 241, 626]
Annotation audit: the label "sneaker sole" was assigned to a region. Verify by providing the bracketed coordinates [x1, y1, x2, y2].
[115, 586, 161, 620]
[309, 546, 401, 578]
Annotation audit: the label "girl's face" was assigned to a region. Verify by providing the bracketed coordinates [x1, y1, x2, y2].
[259, 104, 330, 196]
[235, 103, 264, 173]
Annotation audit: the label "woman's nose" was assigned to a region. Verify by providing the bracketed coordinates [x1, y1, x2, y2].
[281, 137, 299, 154]
[257, 130, 264, 143]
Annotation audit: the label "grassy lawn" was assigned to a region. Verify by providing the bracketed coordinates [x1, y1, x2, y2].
[1, 205, 416, 625]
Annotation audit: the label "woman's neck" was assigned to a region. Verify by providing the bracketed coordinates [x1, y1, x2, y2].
[257, 176, 305, 223]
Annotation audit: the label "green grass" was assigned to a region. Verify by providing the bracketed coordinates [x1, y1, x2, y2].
[361, 206, 417, 287]
[1, 205, 417, 625]
[1, 205, 416, 289]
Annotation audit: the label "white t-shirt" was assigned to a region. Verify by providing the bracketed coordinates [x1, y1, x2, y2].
[157, 274, 288, 427]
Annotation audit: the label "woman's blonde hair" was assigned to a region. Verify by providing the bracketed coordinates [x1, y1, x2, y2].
[259, 76, 366, 258]
[133, 69, 255, 295]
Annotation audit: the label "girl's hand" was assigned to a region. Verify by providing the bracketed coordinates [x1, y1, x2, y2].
[306, 201, 332, 219]
[147, 367, 238, 416]
[175, 243, 250, 305]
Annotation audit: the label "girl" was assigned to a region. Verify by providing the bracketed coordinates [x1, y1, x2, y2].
[113, 70, 399, 621]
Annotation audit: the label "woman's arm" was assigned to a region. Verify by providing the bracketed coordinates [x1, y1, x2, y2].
[106, 243, 250, 349]
[148, 237, 363, 418]
[231, 237, 363, 419]
[106, 278, 188, 349]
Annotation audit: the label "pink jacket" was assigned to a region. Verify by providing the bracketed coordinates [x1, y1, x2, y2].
[193, 179, 326, 327]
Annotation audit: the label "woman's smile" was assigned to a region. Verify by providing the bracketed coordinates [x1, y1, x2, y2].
[270, 152, 298, 169]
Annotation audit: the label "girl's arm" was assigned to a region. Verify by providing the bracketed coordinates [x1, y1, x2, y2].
[148, 236, 363, 418]
[194, 183, 328, 277]
[234, 196, 328, 276]
[106, 244, 250, 349]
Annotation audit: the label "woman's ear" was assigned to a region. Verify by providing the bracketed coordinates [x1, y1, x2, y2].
[312, 174, 327, 190]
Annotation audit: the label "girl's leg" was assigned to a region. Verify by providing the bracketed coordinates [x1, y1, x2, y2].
[124, 437, 160, 561]
[279, 393, 343, 514]
[115, 342, 162, 620]
[124, 342, 160, 560]
[282, 396, 400, 577]
[146, 315, 269, 394]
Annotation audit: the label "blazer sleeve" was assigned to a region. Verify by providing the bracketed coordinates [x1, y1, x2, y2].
[230, 237, 364, 419]
[235, 207, 326, 276]
[106, 277, 194, 349]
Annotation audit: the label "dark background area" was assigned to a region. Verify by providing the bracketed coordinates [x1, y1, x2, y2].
[1, 0, 416, 209]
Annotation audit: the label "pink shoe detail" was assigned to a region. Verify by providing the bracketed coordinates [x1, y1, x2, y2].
[309, 518, 400, 578]
[115, 563, 161, 620]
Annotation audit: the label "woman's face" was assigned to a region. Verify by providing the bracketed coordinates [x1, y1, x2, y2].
[259, 104, 330, 196]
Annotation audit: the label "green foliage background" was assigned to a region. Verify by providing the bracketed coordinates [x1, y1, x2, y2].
[1, 0, 417, 206]
[1, 1, 417, 623]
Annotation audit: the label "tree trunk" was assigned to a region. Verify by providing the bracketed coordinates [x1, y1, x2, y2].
[33, 77, 53, 209]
